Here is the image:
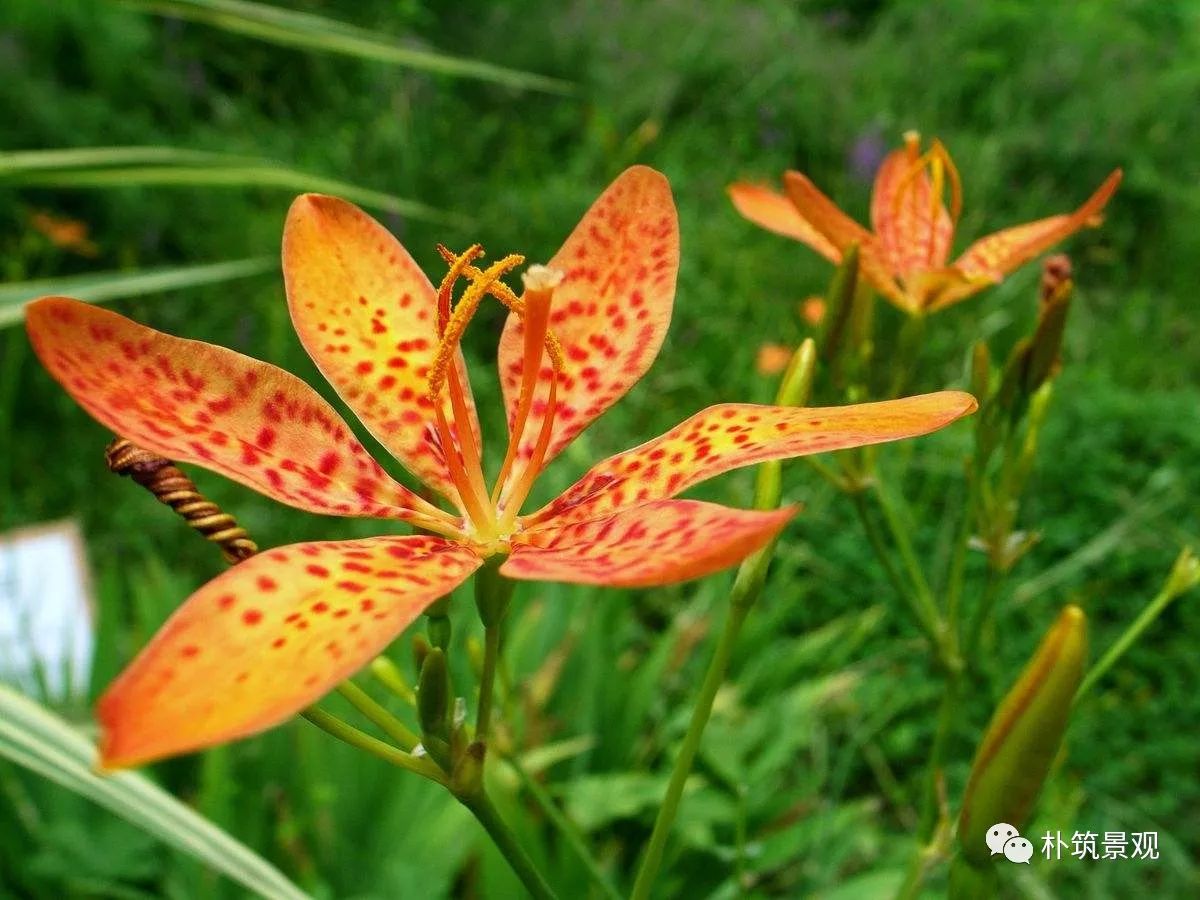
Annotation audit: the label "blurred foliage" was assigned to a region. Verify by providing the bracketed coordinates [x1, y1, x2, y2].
[1, 0, 1197, 897]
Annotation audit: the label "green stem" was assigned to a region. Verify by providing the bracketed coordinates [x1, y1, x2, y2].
[507, 753, 622, 900]
[945, 458, 982, 639]
[477, 623, 502, 740]
[300, 708, 446, 785]
[1076, 564, 1193, 701]
[475, 559, 515, 741]
[460, 791, 558, 900]
[964, 566, 1003, 664]
[631, 342, 815, 900]
[872, 480, 938, 624]
[336, 681, 419, 750]
[917, 673, 959, 841]
[850, 490, 942, 653]
[630, 596, 752, 900]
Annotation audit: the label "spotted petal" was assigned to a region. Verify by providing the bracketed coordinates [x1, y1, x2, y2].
[528, 392, 977, 528]
[284, 194, 481, 504]
[951, 170, 1122, 291]
[782, 172, 909, 309]
[870, 145, 954, 278]
[728, 182, 841, 262]
[26, 298, 433, 521]
[97, 535, 482, 767]
[498, 165, 679, 470]
[504, 499, 794, 588]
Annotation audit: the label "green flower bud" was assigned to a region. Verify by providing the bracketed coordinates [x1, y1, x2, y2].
[958, 605, 1087, 867]
[418, 647, 450, 741]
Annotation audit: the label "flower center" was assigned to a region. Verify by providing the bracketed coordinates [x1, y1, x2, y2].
[894, 130, 963, 268]
[428, 246, 565, 547]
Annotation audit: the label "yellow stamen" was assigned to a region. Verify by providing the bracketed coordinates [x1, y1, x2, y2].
[436, 245, 565, 372]
[892, 135, 964, 268]
[498, 376, 558, 534]
[428, 254, 525, 400]
[436, 243, 484, 335]
[432, 401, 492, 531]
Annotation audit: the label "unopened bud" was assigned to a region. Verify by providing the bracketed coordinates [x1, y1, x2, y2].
[959, 605, 1087, 867]
[417, 647, 450, 740]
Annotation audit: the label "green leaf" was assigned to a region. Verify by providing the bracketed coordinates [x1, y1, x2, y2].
[113, 0, 575, 95]
[0, 258, 275, 329]
[0, 146, 468, 227]
[0, 685, 309, 900]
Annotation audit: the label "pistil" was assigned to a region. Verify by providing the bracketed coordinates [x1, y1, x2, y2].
[494, 265, 564, 532]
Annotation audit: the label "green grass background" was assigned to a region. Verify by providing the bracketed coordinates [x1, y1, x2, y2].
[1, 0, 1197, 897]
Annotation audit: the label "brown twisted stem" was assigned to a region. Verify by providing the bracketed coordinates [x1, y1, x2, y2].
[104, 437, 257, 563]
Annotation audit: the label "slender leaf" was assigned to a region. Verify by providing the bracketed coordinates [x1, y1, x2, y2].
[0, 147, 468, 227]
[0, 258, 275, 328]
[0, 685, 309, 900]
[114, 0, 576, 95]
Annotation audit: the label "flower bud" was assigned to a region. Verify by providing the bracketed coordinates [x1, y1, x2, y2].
[1023, 277, 1072, 394]
[958, 605, 1087, 867]
[418, 647, 450, 741]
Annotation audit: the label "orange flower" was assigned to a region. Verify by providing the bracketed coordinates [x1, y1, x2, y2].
[755, 342, 794, 375]
[29, 210, 99, 257]
[26, 167, 976, 768]
[729, 132, 1121, 314]
[800, 296, 826, 326]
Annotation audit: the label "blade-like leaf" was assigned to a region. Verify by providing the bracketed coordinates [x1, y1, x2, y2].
[0, 258, 274, 328]
[0, 685, 309, 900]
[114, 0, 576, 95]
[0, 147, 468, 227]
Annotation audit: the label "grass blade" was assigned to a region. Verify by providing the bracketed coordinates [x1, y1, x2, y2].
[114, 0, 576, 95]
[0, 148, 469, 227]
[0, 685, 309, 900]
[0, 258, 275, 328]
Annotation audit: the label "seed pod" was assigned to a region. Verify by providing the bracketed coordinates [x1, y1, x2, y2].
[106, 438, 256, 564]
[958, 605, 1087, 867]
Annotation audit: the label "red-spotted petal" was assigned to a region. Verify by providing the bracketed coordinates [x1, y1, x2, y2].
[97, 535, 481, 767]
[497, 166, 679, 471]
[950, 170, 1122, 297]
[728, 182, 841, 262]
[284, 194, 481, 504]
[26, 298, 434, 521]
[503, 499, 795, 588]
[781, 171, 909, 309]
[870, 146, 954, 278]
[528, 392, 977, 528]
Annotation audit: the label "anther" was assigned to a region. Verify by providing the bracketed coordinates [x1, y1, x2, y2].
[427, 254, 525, 400]
[436, 245, 564, 372]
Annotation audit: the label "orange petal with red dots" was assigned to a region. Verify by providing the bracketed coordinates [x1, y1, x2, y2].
[781, 171, 908, 308]
[951, 170, 1122, 291]
[25, 297, 435, 522]
[284, 194, 481, 504]
[504, 499, 795, 588]
[782, 170, 873, 254]
[728, 182, 841, 262]
[97, 535, 482, 768]
[497, 166, 679, 471]
[870, 146, 954, 278]
[528, 392, 978, 528]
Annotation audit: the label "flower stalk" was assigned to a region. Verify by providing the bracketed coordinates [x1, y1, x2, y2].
[631, 339, 817, 900]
